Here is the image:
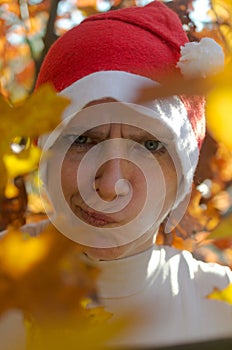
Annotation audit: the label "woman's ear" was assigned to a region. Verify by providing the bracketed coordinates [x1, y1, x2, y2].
[163, 191, 192, 234]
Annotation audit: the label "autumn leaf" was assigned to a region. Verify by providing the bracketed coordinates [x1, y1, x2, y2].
[206, 66, 232, 150]
[0, 83, 69, 143]
[0, 228, 50, 279]
[0, 176, 28, 230]
[210, 143, 232, 183]
[207, 283, 232, 305]
[84, 304, 113, 324]
[0, 83, 70, 196]
[76, 0, 98, 8]
[0, 160, 8, 199]
[207, 213, 232, 240]
[0, 225, 125, 350]
[26, 315, 124, 350]
[187, 188, 220, 231]
[4, 146, 41, 181]
[207, 0, 232, 58]
[171, 231, 196, 252]
[0, 224, 99, 321]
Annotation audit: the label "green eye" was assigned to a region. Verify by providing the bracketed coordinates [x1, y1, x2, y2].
[73, 135, 88, 144]
[144, 140, 163, 151]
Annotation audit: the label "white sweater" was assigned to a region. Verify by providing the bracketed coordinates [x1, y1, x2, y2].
[94, 244, 232, 347]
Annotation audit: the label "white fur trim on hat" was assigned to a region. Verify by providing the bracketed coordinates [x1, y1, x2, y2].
[177, 37, 225, 79]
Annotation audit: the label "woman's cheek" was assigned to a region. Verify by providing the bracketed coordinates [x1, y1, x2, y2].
[61, 158, 80, 198]
[162, 161, 178, 212]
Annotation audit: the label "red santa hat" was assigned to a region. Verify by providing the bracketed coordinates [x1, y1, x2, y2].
[36, 1, 224, 209]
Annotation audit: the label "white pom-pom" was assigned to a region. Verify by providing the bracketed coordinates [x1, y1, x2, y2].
[176, 37, 224, 78]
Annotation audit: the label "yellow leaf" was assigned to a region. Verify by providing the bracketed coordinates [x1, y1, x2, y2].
[85, 305, 113, 323]
[13, 84, 70, 137]
[0, 229, 49, 278]
[0, 224, 99, 320]
[4, 146, 41, 180]
[207, 283, 232, 305]
[206, 87, 232, 150]
[211, 0, 232, 57]
[0, 83, 70, 193]
[0, 161, 7, 197]
[206, 62, 232, 149]
[26, 317, 124, 350]
[4, 180, 19, 198]
[207, 213, 232, 240]
[0, 83, 69, 142]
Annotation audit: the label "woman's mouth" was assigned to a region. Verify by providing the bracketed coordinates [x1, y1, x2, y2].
[77, 206, 116, 227]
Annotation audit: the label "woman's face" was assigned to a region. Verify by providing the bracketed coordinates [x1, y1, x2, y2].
[47, 106, 178, 260]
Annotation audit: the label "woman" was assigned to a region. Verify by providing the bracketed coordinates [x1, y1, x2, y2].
[27, 1, 232, 347]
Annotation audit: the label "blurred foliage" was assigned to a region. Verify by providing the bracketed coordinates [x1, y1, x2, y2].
[0, 224, 122, 350]
[207, 283, 232, 305]
[0, 84, 69, 193]
[1, 0, 232, 348]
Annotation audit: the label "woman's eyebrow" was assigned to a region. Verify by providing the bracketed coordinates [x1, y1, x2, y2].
[82, 130, 109, 139]
[62, 128, 108, 139]
[86, 131, 158, 141]
[123, 131, 158, 140]
[63, 127, 158, 140]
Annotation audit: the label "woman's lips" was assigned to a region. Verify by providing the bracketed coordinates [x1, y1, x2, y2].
[77, 206, 116, 227]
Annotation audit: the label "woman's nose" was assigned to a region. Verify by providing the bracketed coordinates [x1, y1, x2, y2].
[94, 159, 130, 201]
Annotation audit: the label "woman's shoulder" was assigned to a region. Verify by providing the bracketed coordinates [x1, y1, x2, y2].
[159, 245, 232, 291]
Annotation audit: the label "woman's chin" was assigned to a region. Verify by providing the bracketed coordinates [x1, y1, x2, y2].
[81, 246, 130, 261]
[79, 228, 157, 261]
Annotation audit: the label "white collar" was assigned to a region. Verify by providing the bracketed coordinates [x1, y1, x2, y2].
[93, 245, 163, 298]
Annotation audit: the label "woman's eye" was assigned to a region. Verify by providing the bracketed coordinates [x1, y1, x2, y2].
[73, 135, 89, 144]
[144, 140, 164, 152]
[61, 134, 94, 149]
[64, 134, 92, 146]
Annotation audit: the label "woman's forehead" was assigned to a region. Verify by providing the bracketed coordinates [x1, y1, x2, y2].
[66, 123, 157, 139]
[83, 98, 154, 136]
[90, 123, 152, 134]
[62, 100, 175, 143]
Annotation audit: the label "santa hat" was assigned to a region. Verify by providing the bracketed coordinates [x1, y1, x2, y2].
[36, 1, 224, 208]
